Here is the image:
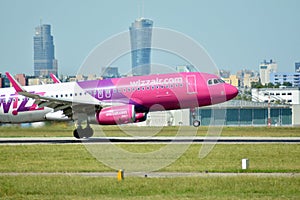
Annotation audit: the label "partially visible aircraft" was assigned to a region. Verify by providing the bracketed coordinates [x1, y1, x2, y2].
[50, 73, 61, 83]
[0, 72, 238, 138]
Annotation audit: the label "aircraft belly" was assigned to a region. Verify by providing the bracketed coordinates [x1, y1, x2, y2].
[0, 110, 49, 123]
[0, 114, 11, 123]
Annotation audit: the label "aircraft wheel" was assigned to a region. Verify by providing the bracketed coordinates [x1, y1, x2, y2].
[83, 126, 94, 138]
[73, 126, 84, 139]
[73, 129, 81, 139]
[193, 120, 201, 127]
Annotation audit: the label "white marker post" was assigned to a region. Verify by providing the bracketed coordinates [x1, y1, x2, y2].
[242, 158, 249, 170]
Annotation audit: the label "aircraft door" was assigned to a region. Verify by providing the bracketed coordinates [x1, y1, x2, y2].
[186, 75, 197, 94]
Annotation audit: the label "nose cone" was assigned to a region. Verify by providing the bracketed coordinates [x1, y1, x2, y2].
[225, 84, 238, 101]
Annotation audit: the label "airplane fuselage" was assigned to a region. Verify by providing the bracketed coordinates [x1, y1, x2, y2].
[0, 72, 238, 124]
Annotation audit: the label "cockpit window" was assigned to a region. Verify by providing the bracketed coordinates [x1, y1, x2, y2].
[208, 78, 225, 85]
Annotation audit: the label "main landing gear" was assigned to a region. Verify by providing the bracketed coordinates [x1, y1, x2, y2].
[73, 123, 94, 139]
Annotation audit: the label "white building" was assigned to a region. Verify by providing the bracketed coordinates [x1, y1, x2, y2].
[259, 59, 277, 85]
[136, 109, 191, 126]
[252, 87, 300, 104]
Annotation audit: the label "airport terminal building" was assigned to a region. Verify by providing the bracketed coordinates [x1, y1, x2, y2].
[193, 100, 299, 126]
[138, 100, 300, 127]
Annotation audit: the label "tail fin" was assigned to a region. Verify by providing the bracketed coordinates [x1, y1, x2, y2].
[50, 73, 61, 83]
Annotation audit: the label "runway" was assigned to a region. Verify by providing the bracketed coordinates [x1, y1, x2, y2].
[0, 136, 300, 145]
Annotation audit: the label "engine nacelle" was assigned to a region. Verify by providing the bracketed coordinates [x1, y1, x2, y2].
[96, 105, 147, 125]
[135, 112, 147, 122]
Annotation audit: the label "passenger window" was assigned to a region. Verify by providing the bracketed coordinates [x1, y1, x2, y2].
[208, 80, 213, 85]
[213, 79, 219, 84]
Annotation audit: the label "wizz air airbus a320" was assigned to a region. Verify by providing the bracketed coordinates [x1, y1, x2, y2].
[0, 72, 238, 138]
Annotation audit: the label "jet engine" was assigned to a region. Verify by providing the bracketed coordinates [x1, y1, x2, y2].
[96, 105, 147, 125]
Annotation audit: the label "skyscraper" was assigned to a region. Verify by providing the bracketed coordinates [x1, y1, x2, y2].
[259, 59, 277, 85]
[129, 18, 153, 76]
[295, 62, 300, 73]
[33, 24, 58, 77]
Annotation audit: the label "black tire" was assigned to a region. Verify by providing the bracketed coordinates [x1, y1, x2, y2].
[73, 129, 81, 139]
[73, 126, 84, 139]
[193, 120, 200, 127]
[83, 126, 94, 138]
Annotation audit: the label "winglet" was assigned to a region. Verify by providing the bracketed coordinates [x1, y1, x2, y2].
[5, 72, 26, 93]
[50, 73, 61, 83]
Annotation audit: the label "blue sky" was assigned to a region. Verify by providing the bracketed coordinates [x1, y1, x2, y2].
[0, 0, 299, 75]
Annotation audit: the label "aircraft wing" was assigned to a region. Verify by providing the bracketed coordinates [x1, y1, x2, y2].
[5, 72, 113, 118]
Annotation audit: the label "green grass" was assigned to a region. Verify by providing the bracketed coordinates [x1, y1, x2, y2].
[0, 144, 299, 173]
[0, 123, 73, 137]
[0, 145, 110, 172]
[0, 125, 299, 199]
[166, 144, 300, 173]
[0, 176, 299, 199]
[1, 123, 300, 137]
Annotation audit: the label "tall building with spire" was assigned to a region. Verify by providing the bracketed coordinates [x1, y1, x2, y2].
[129, 18, 153, 76]
[33, 24, 58, 77]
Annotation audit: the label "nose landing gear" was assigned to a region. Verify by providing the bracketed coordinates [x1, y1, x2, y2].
[191, 108, 201, 127]
[193, 120, 201, 127]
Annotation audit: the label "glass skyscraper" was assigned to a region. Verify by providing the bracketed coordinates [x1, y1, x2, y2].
[295, 62, 300, 73]
[33, 24, 58, 77]
[129, 18, 153, 76]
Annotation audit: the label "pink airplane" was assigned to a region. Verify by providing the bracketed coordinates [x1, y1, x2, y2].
[1, 72, 238, 138]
